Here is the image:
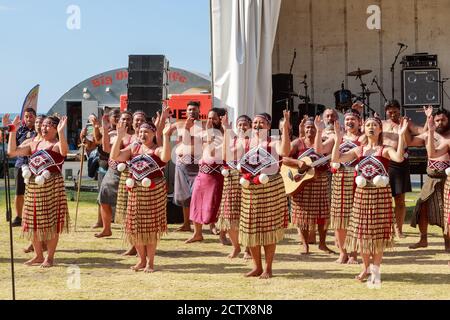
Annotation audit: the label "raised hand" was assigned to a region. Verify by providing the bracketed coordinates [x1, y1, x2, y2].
[101, 114, 110, 129]
[161, 105, 171, 122]
[314, 115, 324, 131]
[116, 119, 127, 138]
[398, 117, 409, 136]
[2, 113, 11, 126]
[281, 110, 291, 132]
[89, 114, 98, 126]
[352, 102, 363, 114]
[424, 105, 434, 118]
[163, 122, 175, 136]
[334, 120, 343, 141]
[221, 112, 231, 130]
[57, 116, 68, 133]
[12, 115, 21, 128]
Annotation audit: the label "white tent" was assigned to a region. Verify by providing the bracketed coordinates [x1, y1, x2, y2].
[211, 0, 282, 124]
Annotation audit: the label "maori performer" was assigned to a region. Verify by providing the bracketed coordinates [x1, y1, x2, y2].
[173, 101, 202, 232]
[96, 111, 136, 238]
[284, 117, 334, 255]
[239, 111, 291, 279]
[332, 116, 408, 284]
[89, 109, 120, 229]
[218, 114, 252, 258]
[319, 109, 363, 263]
[383, 100, 426, 238]
[186, 108, 226, 244]
[8, 115, 69, 268]
[408, 108, 450, 251]
[110, 120, 172, 272]
[2, 108, 36, 227]
[426, 114, 450, 255]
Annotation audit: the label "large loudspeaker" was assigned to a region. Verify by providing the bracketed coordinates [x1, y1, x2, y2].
[402, 69, 440, 106]
[272, 74, 294, 133]
[127, 55, 169, 117]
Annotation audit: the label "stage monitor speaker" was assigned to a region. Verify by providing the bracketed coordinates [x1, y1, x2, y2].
[402, 69, 440, 107]
[402, 106, 435, 127]
[272, 74, 294, 134]
[127, 55, 169, 118]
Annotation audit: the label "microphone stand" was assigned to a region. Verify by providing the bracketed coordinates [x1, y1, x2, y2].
[1, 127, 16, 300]
[373, 78, 388, 103]
[390, 45, 407, 100]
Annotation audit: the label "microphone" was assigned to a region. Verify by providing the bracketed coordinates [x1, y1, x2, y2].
[293, 49, 297, 59]
[398, 42, 408, 48]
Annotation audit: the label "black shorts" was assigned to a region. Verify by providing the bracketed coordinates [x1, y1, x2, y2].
[14, 167, 26, 196]
[388, 159, 412, 197]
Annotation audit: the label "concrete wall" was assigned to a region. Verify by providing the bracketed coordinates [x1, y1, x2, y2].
[273, 0, 450, 117]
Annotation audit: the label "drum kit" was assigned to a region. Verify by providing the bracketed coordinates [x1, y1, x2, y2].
[279, 67, 385, 119]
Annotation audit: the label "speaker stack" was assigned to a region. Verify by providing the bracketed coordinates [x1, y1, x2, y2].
[401, 53, 439, 175]
[127, 55, 169, 118]
[272, 74, 297, 135]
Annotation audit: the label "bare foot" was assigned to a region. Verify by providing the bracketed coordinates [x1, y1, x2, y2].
[355, 270, 370, 282]
[319, 244, 336, 254]
[409, 241, 428, 249]
[95, 231, 112, 238]
[40, 258, 54, 268]
[130, 262, 146, 271]
[209, 225, 220, 235]
[243, 252, 252, 261]
[300, 244, 310, 255]
[220, 236, 231, 246]
[335, 253, 348, 264]
[23, 243, 34, 254]
[259, 271, 273, 279]
[122, 247, 137, 256]
[24, 256, 45, 266]
[245, 268, 263, 277]
[144, 265, 155, 273]
[175, 225, 192, 232]
[347, 256, 359, 265]
[185, 235, 204, 244]
[227, 248, 241, 259]
[91, 222, 103, 229]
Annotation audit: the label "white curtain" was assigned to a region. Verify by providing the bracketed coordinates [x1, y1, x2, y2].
[211, 0, 282, 124]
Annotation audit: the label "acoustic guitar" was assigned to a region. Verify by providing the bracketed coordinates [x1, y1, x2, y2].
[281, 154, 332, 195]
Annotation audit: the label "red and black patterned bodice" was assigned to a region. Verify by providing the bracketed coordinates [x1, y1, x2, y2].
[355, 146, 390, 180]
[339, 138, 360, 167]
[296, 139, 329, 172]
[199, 159, 222, 175]
[28, 142, 65, 175]
[239, 138, 280, 176]
[128, 145, 166, 181]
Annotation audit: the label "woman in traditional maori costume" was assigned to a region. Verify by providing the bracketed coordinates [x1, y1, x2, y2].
[110, 120, 172, 273]
[8, 115, 69, 268]
[331, 116, 408, 285]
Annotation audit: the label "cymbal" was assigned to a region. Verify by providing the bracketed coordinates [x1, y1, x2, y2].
[281, 91, 308, 99]
[357, 91, 378, 95]
[347, 69, 372, 77]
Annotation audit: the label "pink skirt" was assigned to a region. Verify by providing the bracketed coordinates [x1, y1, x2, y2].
[190, 172, 224, 224]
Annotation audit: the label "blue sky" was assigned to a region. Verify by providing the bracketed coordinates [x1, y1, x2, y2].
[0, 0, 211, 113]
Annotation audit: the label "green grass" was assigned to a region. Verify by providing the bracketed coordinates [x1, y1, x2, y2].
[0, 189, 449, 300]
